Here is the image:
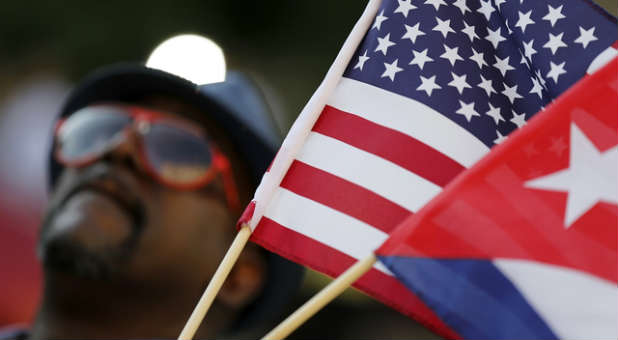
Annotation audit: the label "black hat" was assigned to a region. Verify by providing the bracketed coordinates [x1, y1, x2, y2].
[48, 63, 303, 332]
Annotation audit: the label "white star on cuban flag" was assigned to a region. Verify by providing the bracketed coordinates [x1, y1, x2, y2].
[526, 123, 618, 228]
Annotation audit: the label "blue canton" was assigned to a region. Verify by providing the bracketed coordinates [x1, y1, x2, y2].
[343, 0, 617, 148]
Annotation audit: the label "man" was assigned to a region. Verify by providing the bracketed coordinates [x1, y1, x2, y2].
[11, 64, 302, 339]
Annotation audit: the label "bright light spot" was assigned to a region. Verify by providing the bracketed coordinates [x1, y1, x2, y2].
[146, 34, 226, 85]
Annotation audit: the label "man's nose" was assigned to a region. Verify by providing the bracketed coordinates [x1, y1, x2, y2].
[100, 128, 143, 168]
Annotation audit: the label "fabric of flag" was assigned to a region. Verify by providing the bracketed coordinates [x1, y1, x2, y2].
[238, 0, 617, 336]
[377, 58, 618, 339]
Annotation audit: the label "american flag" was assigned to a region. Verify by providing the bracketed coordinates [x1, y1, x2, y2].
[239, 0, 617, 336]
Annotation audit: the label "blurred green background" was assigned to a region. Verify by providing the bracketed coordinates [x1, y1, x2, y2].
[0, 1, 370, 130]
[0, 1, 615, 338]
[0, 0, 615, 126]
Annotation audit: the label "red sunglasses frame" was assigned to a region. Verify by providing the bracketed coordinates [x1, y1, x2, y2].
[54, 104, 240, 210]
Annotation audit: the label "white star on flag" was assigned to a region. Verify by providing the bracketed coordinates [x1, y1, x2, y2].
[409, 48, 433, 70]
[433, 17, 455, 38]
[529, 76, 544, 99]
[494, 55, 515, 76]
[417, 75, 441, 96]
[455, 100, 480, 122]
[544, 32, 567, 55]
[478, 75, 496, 97]
[448, 72, 472, 94]
[402, 23, 425, 43]
[381, 59, 404, 81]
[470, 47, 488, 69]
[502, 83, 523, 103]
[526, 123, 618, 228]
[547, 61, 567, 84]
[515, 10, 535, 33]
[510, 111, 527, 128]
[485, 103, 504, 125]
[394, 0, 416, 18]
[477, 0, 495, 21]
[542, 4, 566, 27]
[574, 26, 598, 49]
[354, 50, 370, 71]
[486, 27, 507, 49]
[523, 39, 537, 59]
[375, 33, 396, 55]
[441, 44, 464, 66]
[372, 10, 388, 30]
[461, 22, 479, 42]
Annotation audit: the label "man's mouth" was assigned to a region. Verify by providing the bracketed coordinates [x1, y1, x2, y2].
[39, 172, 146, 278]
[60, 183, 144, 229]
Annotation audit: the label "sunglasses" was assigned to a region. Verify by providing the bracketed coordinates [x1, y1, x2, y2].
[54, 103, 239, 210]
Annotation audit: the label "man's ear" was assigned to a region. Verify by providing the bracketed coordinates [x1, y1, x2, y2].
[217, 243, 266, 309]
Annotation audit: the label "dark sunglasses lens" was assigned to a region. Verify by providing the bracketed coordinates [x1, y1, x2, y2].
[142, 123, 213, 185]
[57, 107, 131, 162]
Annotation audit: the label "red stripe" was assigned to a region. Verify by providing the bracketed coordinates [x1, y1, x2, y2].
[313, 105, 465, 187]
[280, 160, 411, 233]
[612, 41, 618, 49]
[252, 217, 460, 339]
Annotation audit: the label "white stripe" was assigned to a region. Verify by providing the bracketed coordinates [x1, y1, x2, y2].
[248, 0, 383, 230]
[297, 132, 442, 213]
[328, 77, 490, 168]
[494, 259, 617, 340]
[264, 187, 392, 274]
[587, 47, 617, 74]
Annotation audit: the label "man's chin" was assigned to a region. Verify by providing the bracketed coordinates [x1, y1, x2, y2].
[38, 219, 142, 280]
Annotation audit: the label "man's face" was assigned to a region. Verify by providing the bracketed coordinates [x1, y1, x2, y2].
[39, 100, 247, 290]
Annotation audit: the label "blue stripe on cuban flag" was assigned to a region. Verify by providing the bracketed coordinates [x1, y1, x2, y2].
[377, 257, 558, 339]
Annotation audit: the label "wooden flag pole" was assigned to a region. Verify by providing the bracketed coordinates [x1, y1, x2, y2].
[262, 254, 377, 340]
[178, 224, 252, 340]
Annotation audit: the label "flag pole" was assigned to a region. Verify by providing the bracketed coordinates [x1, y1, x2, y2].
[178, 224, 252, 340]
[262, 254, 377, 340]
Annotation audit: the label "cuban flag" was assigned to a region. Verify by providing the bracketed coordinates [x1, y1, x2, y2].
[376, 58, 618, 339]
